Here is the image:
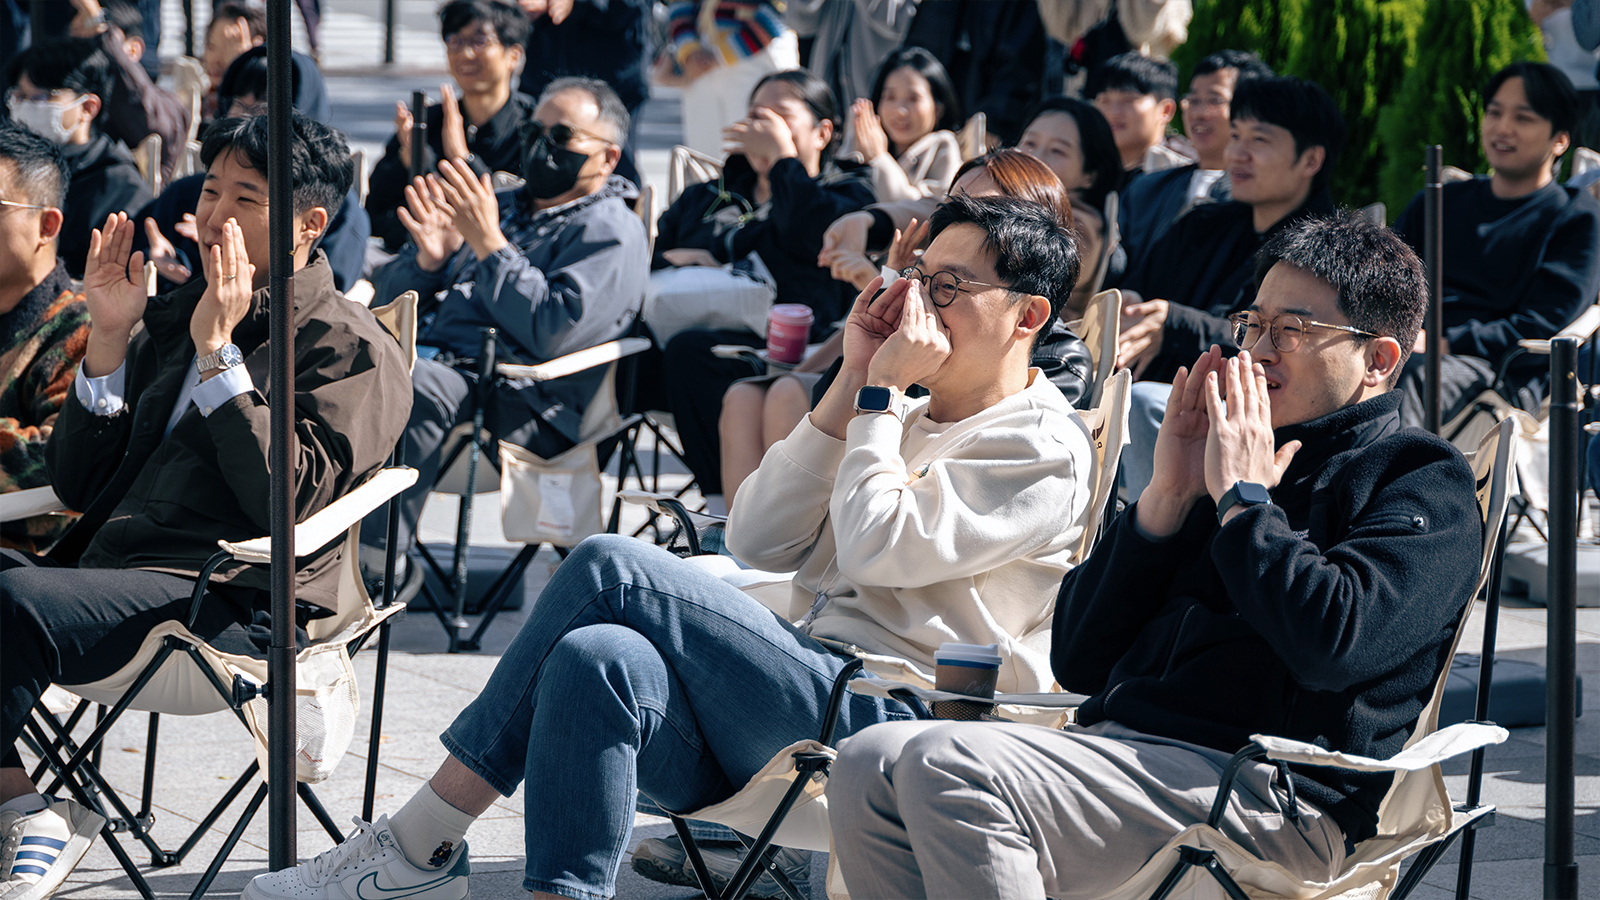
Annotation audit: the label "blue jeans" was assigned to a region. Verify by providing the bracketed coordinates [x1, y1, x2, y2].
[440, 534, 914, 900]
[1120, 381, 1172, 503]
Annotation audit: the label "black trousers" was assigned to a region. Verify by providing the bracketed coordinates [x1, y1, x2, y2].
[661, 328, 764, 496]
[0, 550, 304, 772]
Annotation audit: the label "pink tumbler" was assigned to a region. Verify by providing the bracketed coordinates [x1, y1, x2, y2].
[766, 304, 814, 365]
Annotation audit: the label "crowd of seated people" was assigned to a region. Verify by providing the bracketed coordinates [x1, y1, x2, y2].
[3, 4, 1600, 899]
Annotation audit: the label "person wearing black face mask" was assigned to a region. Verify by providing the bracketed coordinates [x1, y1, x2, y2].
[361, 77, 649, 579]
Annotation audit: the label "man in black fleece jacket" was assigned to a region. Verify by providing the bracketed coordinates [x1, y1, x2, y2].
[827, 215, 1483, 899]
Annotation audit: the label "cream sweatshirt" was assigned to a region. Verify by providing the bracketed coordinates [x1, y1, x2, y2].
[725, 369, 1093, 694]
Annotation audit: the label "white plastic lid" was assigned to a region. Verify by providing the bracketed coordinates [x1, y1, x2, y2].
[935, 642, 1001, 667]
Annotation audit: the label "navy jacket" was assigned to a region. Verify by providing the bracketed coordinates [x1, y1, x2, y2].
[58, 133, 153, 279]
[519, 0, 651, 112]
[1115, 163, 1230, 281]
[373, 176, 647, 444]
[1054, 392, 1482, 844]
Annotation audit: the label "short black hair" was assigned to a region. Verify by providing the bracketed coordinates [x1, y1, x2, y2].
[216, 46, 286, 113]
[868, 47, 962, 136]
[1483, 61, 1581, 138]
[1019, 96, 1124, 211]
[1192, 49, 1274, 83]
[928, 193, 1081, 334]
[103, 0, 143, 36]
[1089, 52, 1178, 102]
[210, 2, 267, 40]
[749, 69, 842, 160]
[0, 123, 71, 209]
[200, 112, 353, 223]
[1230, 76, 1346, 193]
[537, 76, 631, 145]
[1253, 213, 1425, 381]
[5, 38, 113, 107]
[439, 0, 531, 48]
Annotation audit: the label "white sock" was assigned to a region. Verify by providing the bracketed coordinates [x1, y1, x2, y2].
[0, 792, 48, 816]
[387, 782, 477, 870]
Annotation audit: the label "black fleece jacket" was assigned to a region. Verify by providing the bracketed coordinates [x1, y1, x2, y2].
[1053, 391, 1482, 843]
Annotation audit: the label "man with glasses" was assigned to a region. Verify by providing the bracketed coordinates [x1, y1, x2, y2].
[4, 37, 150, 279]
[828, 213, 1485, 900]
[367, 0, 537, 252]
[243, 193, 1095, 900]
[1118, 50, 1274, 279]
[360, 76, 646, 588]
[0, 125, 89, 555]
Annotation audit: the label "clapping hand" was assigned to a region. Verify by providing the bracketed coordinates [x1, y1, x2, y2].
[1203, 351, 1299, 514]
[398, 175, 465, 272]
[439, 83, 470, 163]
[433, 158, 509, 259]
[866, 275, 951, 391]
[885, 217, 928, 271]
[190, 219, 255, 372]
[850, 99, 889, 161]
[1135, 346, 1221, 538]
[81, 213, 148, 376]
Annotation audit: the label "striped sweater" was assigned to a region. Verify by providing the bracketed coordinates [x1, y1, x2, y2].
[1, 263, 89, 552]
[668, 1, 789, 67]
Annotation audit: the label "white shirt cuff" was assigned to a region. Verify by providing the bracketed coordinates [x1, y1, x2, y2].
[74, 363, 127, 416]
[191, 364, 254, 416]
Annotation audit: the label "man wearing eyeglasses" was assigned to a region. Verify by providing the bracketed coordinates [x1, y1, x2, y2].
[367, 0, 538, 252]
[829, 213, 1484, 900]
[0, 125, 90, 555]
[361, 76, 647, 587]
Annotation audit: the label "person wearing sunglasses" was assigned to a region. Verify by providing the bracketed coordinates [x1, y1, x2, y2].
[360, 75, 646, 586]
[367, 0, 537, 252]
[828, 213, 1484, 900]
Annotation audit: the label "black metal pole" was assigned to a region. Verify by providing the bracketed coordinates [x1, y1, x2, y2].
[182, 0, 194, 58]
[1545, 338, 1579, 900]
[385, 0, 398, 65]
[410, 91, 428, 183]
[1424, 145, 1443, 435]
[265, 0, 297, 872]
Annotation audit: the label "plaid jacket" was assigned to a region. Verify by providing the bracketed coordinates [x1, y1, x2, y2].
[1, 264, 89, 552]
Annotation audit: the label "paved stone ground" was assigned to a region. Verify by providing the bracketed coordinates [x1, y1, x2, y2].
[29, 18, 1598, 896]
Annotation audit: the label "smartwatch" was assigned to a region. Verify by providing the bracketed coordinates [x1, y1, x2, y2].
[1216, 481, 1271, 524]
[196, 343, 244, 374]
[854, 385, 904, 422]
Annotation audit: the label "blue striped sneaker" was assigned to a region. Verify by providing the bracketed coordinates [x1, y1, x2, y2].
[0, 796, 105, 900]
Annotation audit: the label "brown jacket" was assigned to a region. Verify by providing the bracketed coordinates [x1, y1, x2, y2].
[46, 252, 411, 611]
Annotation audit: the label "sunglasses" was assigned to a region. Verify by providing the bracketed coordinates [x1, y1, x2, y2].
[519, 119, 615, 149]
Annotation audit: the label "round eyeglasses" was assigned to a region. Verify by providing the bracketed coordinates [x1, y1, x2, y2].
[1229, 311, 1380, 353]
[898, 264, 1008, 308]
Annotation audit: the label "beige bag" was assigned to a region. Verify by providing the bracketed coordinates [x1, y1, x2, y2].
[499, 439, 606, 545]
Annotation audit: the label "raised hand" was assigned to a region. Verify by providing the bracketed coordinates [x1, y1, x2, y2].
[143, 216, 193, 284]
[866, 276, 951, 391]
[434, 158, 508, 259]
[841, 275, 905, 379]
[394, 101, 417, 170]
[1135, 346, 1222, 538]
[191, 218, 256, 369]
[439, 83, 470, 162]
[851, 99, 889, 161]
[82, 213, 148, 376]
[885, 217, 928, 272]
[1203, 350, 1300, 510]
[397, 175, 464, 272]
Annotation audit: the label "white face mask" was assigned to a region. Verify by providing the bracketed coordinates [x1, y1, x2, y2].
[7, 96, 88, 144]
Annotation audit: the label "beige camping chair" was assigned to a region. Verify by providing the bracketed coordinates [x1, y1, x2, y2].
[24, 466, 417, 900]
[171, 56, 207, 145]
[1065, 287, 1124, 408]
[133, 133, 162, 194]
[668, 144, 724, 205]
[957, 112, 988, 161]
[1083, 190, 1120, 297]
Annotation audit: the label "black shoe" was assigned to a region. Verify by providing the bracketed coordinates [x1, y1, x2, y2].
[630, 836, 810, 899]
[362, 557, 422, 606]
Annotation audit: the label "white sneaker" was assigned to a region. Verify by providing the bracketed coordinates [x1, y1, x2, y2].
[241, 816, 468, 900]
[0, 796, 106, 900]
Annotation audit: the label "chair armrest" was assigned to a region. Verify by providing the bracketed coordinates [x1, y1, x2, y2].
[217, 467, 419, 563]
[618, 489, 728, 524]
[496, 337, 651, 382]
[2, 486, 66, 522]
[1518, 302, 1600, 355]
[1250, 722, 1509, 773]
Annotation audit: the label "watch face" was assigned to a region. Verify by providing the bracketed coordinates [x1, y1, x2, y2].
[855, 385, 893, 412]
[219, 344, 244, 367]
[1238, 482, 1272, 504]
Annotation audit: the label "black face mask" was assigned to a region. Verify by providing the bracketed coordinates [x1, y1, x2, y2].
[523, 136, 589, 199]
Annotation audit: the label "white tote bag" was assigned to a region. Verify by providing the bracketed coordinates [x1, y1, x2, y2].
[642, 251, 777, 345]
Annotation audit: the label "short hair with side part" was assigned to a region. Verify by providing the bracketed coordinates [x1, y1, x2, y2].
[1090, 53, 1178, 101]
[1252, 213, 1426, 379]
[0, 123, 71, 210]
[1482, 61, 1581, 139]
[200, 111, 354, 223]
[536, 76, 631, 146]
[928, 193, 1080, 334]
[1229, 76, 1346, 193]
[438, 0, 531, 48]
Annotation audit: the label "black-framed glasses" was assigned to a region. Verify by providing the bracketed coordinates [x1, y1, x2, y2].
[520, 119, 615, 149]
[898, 264, 1007, 308]
[1229, 311, 1380, 353]
[444, 31, 500, 53]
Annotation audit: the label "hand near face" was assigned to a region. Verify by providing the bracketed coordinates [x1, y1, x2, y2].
[191, 218, 256, 362]
[83, 213, 149, 343]
[1203, 351, 1301, 512]
[842, 275, 905, 378]
[397, 175, 465, 272]
[851, 99, 890, 161]
[724, 108, 797, 174]
[433, 158, 509, 260]
[1117, 297, 1169, 375]
[143, 216, 193, 284]
[867, 277, 951, 391]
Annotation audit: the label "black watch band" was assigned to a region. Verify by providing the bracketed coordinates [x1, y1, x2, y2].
[1217, 481, 1272, 523]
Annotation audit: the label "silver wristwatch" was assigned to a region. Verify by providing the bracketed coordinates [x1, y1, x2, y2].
[196, 343, 244, 374]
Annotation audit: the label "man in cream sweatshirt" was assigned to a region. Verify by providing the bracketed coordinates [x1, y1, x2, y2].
[241, 194, 1095, 900]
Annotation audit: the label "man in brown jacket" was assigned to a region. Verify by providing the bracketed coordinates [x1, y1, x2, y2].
[0, 111, 411, 900]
